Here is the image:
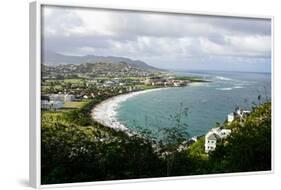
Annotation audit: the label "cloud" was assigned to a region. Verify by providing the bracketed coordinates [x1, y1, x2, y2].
[199, 35, 271, 58]
[42, 5, 272, 72]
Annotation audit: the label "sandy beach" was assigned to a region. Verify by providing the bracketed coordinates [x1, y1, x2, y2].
[91, 88, 165, 131]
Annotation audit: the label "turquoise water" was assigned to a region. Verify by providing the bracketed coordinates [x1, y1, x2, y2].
[116, 71, 271, 139]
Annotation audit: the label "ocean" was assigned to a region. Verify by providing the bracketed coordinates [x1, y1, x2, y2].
[116, 71, 271, 139]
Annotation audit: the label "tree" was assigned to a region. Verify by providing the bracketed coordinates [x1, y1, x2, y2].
[209, 102, 271, 173]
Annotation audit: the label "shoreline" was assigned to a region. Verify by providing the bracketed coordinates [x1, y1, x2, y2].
[91, 82, 205, 132]
[91, 87, 167, 131]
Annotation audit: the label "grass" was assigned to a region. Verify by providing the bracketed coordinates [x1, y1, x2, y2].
[63, 100, 90, 109]
[63, 79, 85, 84]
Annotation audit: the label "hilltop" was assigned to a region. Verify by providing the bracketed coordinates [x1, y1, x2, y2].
[43, 50, 160, 70]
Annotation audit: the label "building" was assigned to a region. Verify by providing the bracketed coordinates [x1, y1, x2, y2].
[41, 100, 63, 110]
[172, 80, 188, 87]
[227, 112, 236, 123]
[227, 108, 251, 123]
[49, 94, 65, 102]
[205, 132, 220, 153]
[204, 127, 231, 153]
[49, 94, 75, 102]
[144, 77, 165, 85]
[103, 80, 115, 87]
[64, 94, 76, 102]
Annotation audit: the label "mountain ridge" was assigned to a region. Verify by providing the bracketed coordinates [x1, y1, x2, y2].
[43, 50, 160, 71]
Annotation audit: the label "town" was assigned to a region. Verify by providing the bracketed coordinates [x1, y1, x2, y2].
[41, 75, 193, 110]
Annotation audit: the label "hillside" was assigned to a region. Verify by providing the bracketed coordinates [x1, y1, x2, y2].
[189, 102, 272, 173]
[209, 102, 272, 172]
[41, 97, 271, 184]
[42, 50, 159, 70]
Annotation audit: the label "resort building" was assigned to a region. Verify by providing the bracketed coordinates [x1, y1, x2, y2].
[144, 77, 189, 87]
[172, 80, 188, 87]
[144, 77, 167, 86]
[205, 127, 231, 153]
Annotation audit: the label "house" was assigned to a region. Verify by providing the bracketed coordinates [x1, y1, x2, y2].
[205, 132, 221, 153]
[227, 112, 236, 123]
[204, 127, 231, 153]
[227, 108, 251, 123]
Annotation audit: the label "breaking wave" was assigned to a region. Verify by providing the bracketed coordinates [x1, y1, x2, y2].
[215, 76, 233, 81]
[216, 87, 233, 91]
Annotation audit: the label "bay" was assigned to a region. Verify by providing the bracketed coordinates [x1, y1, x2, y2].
[116, 71, 271, 139]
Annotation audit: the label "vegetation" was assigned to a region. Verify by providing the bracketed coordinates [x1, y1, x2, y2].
[208, 102, 271, 173]
[41, 95, 271, 184]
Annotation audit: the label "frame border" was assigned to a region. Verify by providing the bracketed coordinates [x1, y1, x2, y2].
[29, 0, 274, 189]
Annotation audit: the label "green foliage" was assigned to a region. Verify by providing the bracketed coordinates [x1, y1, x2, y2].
[41, 100, 271, 184]
[188, 137, 208, 160]
[209, 102, 271, 173]
[41, 99, 165, 184]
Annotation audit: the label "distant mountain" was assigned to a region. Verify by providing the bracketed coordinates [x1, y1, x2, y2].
[42, 62, 160, 79]
[43, 50, 159, 71]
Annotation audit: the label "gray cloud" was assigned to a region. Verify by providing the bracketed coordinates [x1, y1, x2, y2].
[42, 5, 271, 72]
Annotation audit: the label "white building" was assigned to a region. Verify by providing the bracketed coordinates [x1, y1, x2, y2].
[49, 94, 75, 102]
[227, 108, 251, 123]
[205, 127, 231, 153]
[103, 81, 115, 87]
[227, 113, 235, 123]
[64, 94, 75, 102]
[41, 100, 63, 110]
[205, 132, 220, 153]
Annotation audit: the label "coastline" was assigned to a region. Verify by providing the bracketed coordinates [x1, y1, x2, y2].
[91, 88, 167, 131]
[91, 82, 205, 132]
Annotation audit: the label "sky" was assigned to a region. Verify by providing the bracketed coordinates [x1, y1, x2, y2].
[42, 5, 272, 72]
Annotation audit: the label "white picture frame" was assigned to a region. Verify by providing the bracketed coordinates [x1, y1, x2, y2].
[29, 1, 274, 189]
